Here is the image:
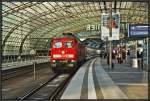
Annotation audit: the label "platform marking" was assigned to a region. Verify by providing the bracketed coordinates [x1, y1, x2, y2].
[61, 60, 92, 99]
[88, 59, 97, 99]
[95, 58, 128, 99]
[80, 61, 90, 99]
[92, 61, 104, 99]
[108, 72, 148, 74]
[116, 83, 148, 86]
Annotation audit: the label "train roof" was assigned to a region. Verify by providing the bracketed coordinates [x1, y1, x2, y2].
[52, 33, 81, 42]
[52, 36, 76, 40]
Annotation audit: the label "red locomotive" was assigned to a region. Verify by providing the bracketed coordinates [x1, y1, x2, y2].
[50, 33, 86, 73]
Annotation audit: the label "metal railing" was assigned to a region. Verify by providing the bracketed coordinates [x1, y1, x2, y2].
[2, 54, 50, 69]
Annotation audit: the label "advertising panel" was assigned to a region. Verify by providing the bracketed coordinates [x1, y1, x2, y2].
[128, 24, 148, 37]
[101, 12, 120, 40]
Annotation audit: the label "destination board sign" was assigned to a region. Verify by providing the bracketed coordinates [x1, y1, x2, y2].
[128, 24, 148, 37]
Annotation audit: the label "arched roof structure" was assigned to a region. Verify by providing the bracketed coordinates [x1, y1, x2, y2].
[2, 1, 148, 56]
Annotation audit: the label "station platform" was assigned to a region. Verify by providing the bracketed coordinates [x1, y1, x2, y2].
[2, 56, 50, 71]
[2, 56, 95, 71]
[61, 57, 148, 99]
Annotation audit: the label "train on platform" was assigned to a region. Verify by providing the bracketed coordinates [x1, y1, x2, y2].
[50, 33, 86, 73]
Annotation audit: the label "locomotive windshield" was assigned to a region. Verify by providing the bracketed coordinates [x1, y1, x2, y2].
[54, 41, 62, 48]
[64, 42, 73, 48]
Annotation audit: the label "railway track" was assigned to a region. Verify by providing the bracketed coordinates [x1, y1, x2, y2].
[2, 62, 50, 81]
[3, 60, 90, 99]
[16, 70, 76, 100]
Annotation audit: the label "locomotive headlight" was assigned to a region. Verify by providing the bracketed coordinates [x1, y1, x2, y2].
[71, 60, 76, 62]
[67, 54, 74, 58]
[52, 60, 56, 62]
[53, 54, 61, 58]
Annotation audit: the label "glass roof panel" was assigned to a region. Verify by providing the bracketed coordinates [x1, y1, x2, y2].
[2, 1, 148, 55]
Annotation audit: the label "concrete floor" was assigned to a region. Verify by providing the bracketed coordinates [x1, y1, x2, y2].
[101, 58, 148, 99]
[119, 85, 148, 99]
[61, 57, 148, 99]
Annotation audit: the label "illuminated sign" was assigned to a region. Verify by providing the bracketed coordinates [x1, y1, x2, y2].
[128, 24, 148, 37]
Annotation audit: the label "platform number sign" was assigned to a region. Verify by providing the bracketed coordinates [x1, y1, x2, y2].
[101, 12, 120, 40]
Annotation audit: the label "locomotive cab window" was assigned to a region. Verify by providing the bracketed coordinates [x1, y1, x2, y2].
[54, 41, 62, 48]
[64, 42, 73, 48]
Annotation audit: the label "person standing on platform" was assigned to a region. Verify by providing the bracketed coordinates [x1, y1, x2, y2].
[141, 51, 143, 69]
[117, 51, 122, 64]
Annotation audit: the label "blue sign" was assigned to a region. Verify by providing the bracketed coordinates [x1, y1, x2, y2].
[128, 24, 148, 37]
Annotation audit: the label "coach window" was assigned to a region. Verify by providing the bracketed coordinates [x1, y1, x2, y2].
[54, 42, 62, 48]
[64, 42, 73, 48]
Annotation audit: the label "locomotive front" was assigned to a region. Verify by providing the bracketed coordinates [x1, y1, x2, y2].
[50, 37, 78, 72]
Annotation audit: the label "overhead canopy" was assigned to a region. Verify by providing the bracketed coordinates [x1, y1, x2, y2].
[2, 1, 148, 55]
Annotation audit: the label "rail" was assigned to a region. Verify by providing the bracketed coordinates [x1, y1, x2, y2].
[17, 74, 59, 100]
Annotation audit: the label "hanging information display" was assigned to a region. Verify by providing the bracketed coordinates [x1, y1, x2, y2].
[101, 12, 120, 40]
[128, 24, 148, 37]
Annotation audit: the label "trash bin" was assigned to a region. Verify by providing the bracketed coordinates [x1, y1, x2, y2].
[131, 58, 138, 68]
